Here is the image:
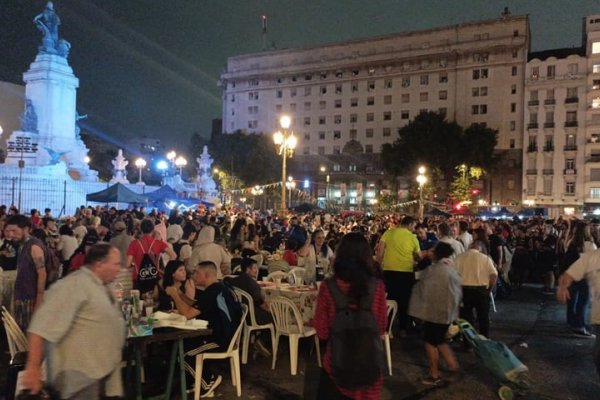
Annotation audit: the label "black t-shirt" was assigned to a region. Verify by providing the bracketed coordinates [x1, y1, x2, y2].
[0, 240, 18, 271]
[193, 282, 236, 347]
[489, 234, 505, 265]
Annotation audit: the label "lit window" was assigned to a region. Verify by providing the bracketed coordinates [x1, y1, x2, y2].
[593, 42, 600, 54]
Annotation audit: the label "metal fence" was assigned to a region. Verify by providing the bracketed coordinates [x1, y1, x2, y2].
[0, 176, 157, 217]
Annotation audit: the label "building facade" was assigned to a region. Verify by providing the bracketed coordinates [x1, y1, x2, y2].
[220, 13, 529, 208]
[522, 15, 600, 216]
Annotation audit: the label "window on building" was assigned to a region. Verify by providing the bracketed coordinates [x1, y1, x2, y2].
[335, 84, 342, 94]
[472, 105, 479, 115]
[510, 139, 515, 148]
[304, 117, 311, 126]
[568, 63, 578, 75]
[320, 86, 327, 95]
[593, 42, 600, 54]
[545, 111, 554, 123]
[304, 133, 310, 140]
[304, 87, 311, 96]
[480, 86, 488, 96]
[350, 114, 357, 123]
[511, 84, 516, 94]
[512, 49, 518, 58]
[401, 110, 409, 119]
[472, 68, 488, 79]
[303, 147, 310, 155]
[383, 127, 391, 137]
[366, 113, 374, 122]
[290, 88, 297, 97]
[510, 121, 516, 131]
[305, 74, 312, 81]
[531, 66, 539, 80]
[472, 87, 480, 97]
[318, 131, 325, 140]
[439, 72, 448, 83]
[335, 99, 342, 108]
[420, 92, 428, 101]
[384, 95, 392, 105]
[543, 179, 552, 196]
[507, 180, 515, 190]
[318, 146, 325, 155]
[365, 145, 373, 153]
[420, 75, 429, 85]
[276, 90, 282, 98]
[383, 111, 392, 121]
[512, 66, 518, 76]
[566, 182, 576, 194]
[384, 79, 393, 89]
[367, 97, 375, 106]
[481, 104, 487, 114]
[511, 103, 516, 112]
[594, 64, 600, 73]
[352, 83, 359, 92]
[334, 115, 342, 124]
[401, 93, 410, 103]
[401, 77, 410, 87]
[248, 120, 258, 129]
[335, 71, 343, 78]
[567, 87, 578, 98]
[530, 90, 538, 101]
[439, 90, 448, 100]
[368, 81, 375, 91]
[439, 107, 447, 116]
[547, 65, 555, 79]
[566, 134, 576, 146]
[349, 129, 357, 139]
[319, 100, 326, 109]
[351, 98, 358, 107]
[333, 131, 341, 139]
[366, 129, 374, 138]
[530, 112, 538, 124]
[566, 111, 577, 122]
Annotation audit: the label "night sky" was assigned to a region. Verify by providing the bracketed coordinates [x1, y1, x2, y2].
[1, 0, 599, 151]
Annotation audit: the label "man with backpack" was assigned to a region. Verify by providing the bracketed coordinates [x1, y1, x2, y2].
[126, 219, 176, 294]
[166, 261, 242, 398]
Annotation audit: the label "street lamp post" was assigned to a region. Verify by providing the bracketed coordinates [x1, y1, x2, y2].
[285, 176, 296, 208]
[273, 115, 297, 214]
[175, 156, 187, 176]
[416, 166, 427, 221]
[135, 158, 147, 185]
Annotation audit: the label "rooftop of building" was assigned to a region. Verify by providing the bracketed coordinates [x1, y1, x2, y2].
[528, 47, 585, 61]
[228, 14, 529, 62]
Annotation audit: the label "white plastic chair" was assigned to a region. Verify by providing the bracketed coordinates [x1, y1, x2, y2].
[383, 300, 398, 376]
[288, 267, 305, 286]
[232, 287, 276, 364]
[267, 259, 291, 274]
[267, 271, 288, 282]
[186, 304, 248, 400]
[1, 306, 27, 359]
[269, 296, 321, 375]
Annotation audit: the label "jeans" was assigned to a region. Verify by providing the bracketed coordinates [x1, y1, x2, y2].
[383, 271, 415, 330]
[594, 325, 600, 380]
[566, 280, 589, 330]
[460, 286, 490, 337]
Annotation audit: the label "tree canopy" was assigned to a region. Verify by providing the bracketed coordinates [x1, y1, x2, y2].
[381, 111, 498, 181]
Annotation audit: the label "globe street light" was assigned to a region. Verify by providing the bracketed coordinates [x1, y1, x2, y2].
[273, 115, 297, 213]
[285, 176, 296, 208]
[166, 150, 176, 165]
[175, 155, 187, 175]
[416, 166, 428, 221]
[135, 158, 147, 185]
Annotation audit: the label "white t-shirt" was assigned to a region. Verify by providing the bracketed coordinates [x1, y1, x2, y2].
[566, 249, 600, 324]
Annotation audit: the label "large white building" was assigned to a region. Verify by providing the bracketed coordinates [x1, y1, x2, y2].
[523, 15, 600, 216]
[220, 12, 529, 207]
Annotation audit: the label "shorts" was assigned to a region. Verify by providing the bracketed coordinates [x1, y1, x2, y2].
[422, 322, 449, 346]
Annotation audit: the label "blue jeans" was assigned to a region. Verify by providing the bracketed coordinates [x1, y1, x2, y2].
[566, 280, 589, 330]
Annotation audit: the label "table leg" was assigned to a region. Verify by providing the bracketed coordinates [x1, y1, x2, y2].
[134, 345, 143, 400]
[165, 341, 178, 400]
[178, 339, 188, 400]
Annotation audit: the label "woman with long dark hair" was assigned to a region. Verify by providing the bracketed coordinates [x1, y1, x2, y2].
[313, 232, 387, 399]
[156, 260, 195, 311]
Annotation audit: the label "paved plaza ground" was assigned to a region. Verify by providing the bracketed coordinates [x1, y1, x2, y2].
[2, 284, 599, 399]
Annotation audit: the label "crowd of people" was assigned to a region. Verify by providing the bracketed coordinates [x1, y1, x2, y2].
[0, 202, 599, 398]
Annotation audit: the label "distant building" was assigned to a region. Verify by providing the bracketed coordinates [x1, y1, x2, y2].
[220, 12, 529, 208]
[523, 15, 600, 216]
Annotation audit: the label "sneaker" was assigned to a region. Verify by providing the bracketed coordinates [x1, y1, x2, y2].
[200, 375, 222, 398]
[421, 375, 442, 386]
[572, 329, 596, 338]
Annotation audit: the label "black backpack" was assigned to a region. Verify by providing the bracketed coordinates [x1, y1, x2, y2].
[326, 278, 385, 390]
[135, 239, 159, 293]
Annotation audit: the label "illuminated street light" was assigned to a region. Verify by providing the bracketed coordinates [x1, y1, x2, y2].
[166, 150, 177, 164]
[273, 114, 297, 213]
[285, 176, 296, 208]
[84, 155, 91, 164]
[175, 155, 187, 175]
[416, 166, 428, 221]
[135, 157, 147, 185]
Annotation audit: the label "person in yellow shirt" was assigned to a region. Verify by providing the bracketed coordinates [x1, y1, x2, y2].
[376, 216, 421, 332]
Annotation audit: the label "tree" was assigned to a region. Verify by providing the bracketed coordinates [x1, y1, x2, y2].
[382, 112, 499, 182]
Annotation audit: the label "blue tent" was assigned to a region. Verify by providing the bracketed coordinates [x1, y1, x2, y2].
[86, 183, 147, 204]
[146, 185, 179, 202]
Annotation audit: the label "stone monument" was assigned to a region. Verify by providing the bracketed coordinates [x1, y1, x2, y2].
[3, 1, 97, 181]
[196, 146, 217, 197]
[109, 149, 129, 184]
